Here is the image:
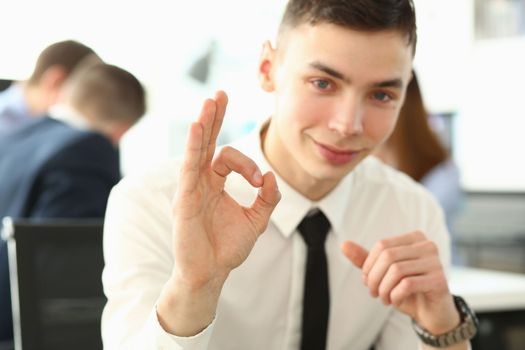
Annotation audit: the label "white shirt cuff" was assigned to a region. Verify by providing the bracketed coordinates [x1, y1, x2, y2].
[147, 306, 215, 350]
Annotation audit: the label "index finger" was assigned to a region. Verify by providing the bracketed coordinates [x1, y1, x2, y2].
[212, 146, 263, 187]
[205, 91, 228, 164]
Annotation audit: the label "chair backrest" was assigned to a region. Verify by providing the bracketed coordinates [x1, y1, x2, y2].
[1, 217, 105, 350]
[0, 79, 12, 92]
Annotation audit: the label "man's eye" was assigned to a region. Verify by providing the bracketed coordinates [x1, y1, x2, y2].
[373, 92, 391, 102]
[313, 79, 331, 90]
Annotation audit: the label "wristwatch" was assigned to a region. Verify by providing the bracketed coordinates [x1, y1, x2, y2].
[412, 295, 479, 348]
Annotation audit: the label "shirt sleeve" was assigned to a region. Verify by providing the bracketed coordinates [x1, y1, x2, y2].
[140, 308, 215, 350]
[374, 310, 419, 350]
[101, 176, 215, 349]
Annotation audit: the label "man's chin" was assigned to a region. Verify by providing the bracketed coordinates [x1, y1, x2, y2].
[310, 161, 360, 182]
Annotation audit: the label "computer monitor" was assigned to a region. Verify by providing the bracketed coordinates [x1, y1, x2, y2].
[2, 218, 105, 350]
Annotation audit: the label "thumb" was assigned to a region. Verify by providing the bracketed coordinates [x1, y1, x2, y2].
[341, 241, 368, 269]
[246, 171, 281, 234]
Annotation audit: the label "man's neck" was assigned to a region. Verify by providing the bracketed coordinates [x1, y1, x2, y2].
[22, 82, 48, 116]
[374, 144, 400, 168]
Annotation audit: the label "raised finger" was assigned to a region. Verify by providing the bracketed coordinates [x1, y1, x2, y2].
[178, 122, 204, 193]
[197, 98, 217, 168]
[205, 91, 228, 164]
[362, 231, 426, 276]
[212, 146, 263, 187]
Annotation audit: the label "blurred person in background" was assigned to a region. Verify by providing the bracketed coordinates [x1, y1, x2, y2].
[0, 40, 98, 136]
[374, 71, 463, 264]
[0, 59, 146, 344]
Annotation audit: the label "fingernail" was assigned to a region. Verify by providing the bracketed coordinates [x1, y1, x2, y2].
[253, 169, 262, 184]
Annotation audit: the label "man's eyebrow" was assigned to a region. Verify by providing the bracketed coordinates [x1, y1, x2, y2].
[309, 61, 350, 83]
[309, 61, 404, 89]
[371, 79, 404, 89]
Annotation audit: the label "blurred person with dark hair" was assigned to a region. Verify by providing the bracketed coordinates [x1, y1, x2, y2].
[53, 57, 147, 145]
[374, 72, 463, 255]
[0, 60, 146, 344]
[0, 40, 98, 136]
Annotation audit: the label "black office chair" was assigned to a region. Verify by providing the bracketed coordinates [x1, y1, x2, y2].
[0, 79, 12, 92]
[1, 217, 105, 350]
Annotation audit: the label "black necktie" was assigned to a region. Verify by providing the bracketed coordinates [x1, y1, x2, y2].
[298, 210, 331, 350]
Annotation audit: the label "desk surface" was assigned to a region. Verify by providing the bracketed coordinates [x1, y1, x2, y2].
[450, 267, 525, 312]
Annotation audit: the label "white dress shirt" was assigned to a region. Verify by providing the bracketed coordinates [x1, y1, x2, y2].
[101, 123, 451, 350]
[48, 103, 91, 130]
[0, 84, 41, 136]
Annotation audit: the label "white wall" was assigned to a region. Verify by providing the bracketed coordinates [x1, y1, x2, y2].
[454, 37, 525, 191]
[414, 0, 525, 191]
[413, 0, 473, 113]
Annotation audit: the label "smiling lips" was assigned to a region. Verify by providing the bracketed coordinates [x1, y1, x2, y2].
[315, 141, 362, 165]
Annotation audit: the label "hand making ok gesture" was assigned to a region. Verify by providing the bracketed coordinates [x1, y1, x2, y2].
[158, 91, 281, 336]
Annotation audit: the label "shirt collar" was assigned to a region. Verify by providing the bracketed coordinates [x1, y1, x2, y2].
[48, 103, 90, 130]
[233, 119, 357, 239]
[316, 170, 356, 238]
[0, 84, 34, 118]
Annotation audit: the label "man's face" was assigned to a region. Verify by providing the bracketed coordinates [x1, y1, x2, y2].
[260, 23, 413, 199]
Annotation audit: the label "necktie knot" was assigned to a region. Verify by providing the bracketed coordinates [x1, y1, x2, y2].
[298, 210, 330, 248]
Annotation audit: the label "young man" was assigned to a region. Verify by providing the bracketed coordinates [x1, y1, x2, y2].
[0, 61, 146, 344]
[0, 40, 99, 136]
[102, 1, 477, 349]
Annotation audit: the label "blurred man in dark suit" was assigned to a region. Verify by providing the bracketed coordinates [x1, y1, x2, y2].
[0, 59, 146, 344]
[0, 40, 99, 136]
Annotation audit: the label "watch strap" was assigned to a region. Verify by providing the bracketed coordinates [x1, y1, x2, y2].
[412, 295, 478, 348]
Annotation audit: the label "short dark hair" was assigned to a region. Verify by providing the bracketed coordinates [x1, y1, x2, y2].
[279, 0, 417, 53]
[67, 62, 146, 127]
[28, 40, 98, 84]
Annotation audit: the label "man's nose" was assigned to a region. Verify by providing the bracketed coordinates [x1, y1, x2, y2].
[327, 95, 364, 136]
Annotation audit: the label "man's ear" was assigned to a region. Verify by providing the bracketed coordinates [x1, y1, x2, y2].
[258, 40, 277, 92]
[40, 65, 67, 90]
[40, 66, 68, 105]
[108, 122, 132, 145]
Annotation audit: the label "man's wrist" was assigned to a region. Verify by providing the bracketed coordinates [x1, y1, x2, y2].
[419, 310, 461, 335]
[413, 295, 478, 348]
[413, 294, 461, 334]
[156, 274, 226, 337]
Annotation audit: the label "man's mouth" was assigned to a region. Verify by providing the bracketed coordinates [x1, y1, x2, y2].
[314, 141, 363, 165]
